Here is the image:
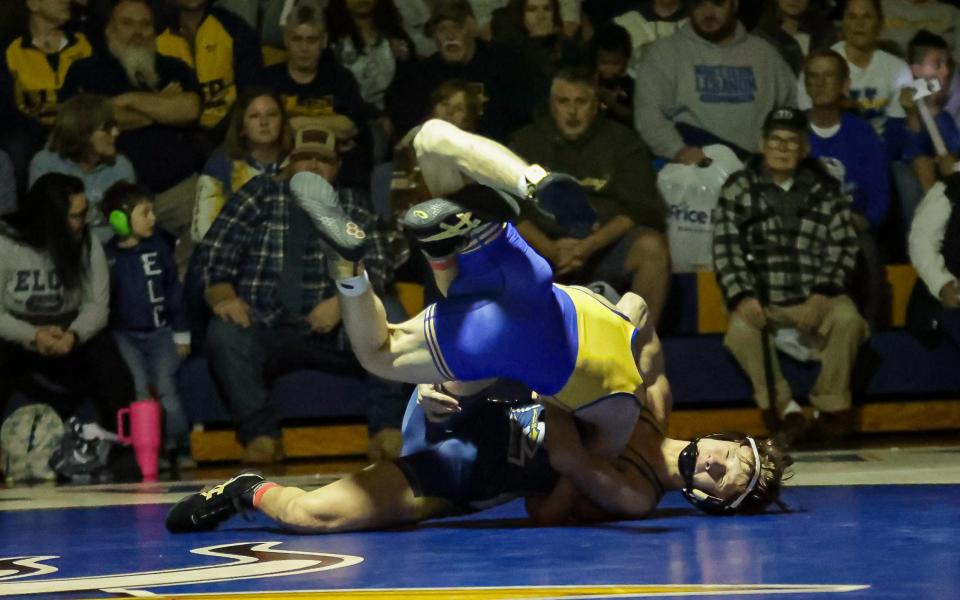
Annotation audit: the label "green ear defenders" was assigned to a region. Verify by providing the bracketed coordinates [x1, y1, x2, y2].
[109, 209, 131, 237]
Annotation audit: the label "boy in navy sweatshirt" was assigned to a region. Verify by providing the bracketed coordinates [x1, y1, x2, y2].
[101, 182, 192, 469]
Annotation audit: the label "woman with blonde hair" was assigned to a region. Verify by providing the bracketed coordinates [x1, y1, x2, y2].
[191, 88, 293, 241]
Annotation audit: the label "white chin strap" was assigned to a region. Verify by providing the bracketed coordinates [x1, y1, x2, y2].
[727, 437, 762, 510]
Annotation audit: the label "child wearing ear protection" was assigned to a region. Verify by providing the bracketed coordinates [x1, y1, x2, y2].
[101, 181, 193, 470]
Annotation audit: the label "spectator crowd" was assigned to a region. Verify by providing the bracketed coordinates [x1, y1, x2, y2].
[1, 0, 959, 481]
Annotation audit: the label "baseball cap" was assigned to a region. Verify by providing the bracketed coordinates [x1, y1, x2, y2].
[289, 120, 337, 161]
[425, 0, 474, 36]
[762, 107, 808, 136]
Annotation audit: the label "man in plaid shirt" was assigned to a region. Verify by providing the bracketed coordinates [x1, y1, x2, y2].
[712, 107, 869, 444]
[195, 122, 405, 464]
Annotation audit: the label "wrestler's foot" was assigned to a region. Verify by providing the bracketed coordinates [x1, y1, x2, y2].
[523, 166, 595, 234]
[289, 171, 367, 261]
[401, 197, 478, 258]
[165, 472, 263, 533]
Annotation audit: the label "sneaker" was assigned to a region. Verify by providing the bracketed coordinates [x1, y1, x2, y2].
[289, 171, 367, 261]
[165, 472, 264, 533]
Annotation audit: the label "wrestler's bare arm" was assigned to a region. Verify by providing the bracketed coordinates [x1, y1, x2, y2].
[534, 405, 658, 521]
[623, 292, 672, 430]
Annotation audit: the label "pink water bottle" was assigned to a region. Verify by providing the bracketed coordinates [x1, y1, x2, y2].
[117, 399, 162, 482]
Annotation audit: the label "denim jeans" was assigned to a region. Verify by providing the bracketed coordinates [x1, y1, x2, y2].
[113, 328, 190, 449]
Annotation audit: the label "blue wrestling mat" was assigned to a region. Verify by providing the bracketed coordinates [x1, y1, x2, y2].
[0, 481, 957, 599]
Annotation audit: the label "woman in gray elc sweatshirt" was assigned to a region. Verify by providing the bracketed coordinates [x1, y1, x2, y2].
[0, 173, 134, 436]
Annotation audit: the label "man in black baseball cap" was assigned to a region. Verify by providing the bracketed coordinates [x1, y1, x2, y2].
[761, 107, 810, 184]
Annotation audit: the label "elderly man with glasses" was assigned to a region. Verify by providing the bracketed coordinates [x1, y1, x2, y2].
[711, 107, 868, 447]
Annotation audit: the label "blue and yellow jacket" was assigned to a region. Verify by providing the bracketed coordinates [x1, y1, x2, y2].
[156, 5, 262, 129]
[3, 32, 92, 126]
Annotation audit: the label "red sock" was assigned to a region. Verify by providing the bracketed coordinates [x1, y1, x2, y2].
[252, 482, 279, 508]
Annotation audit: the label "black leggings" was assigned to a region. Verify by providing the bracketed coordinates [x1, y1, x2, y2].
[0, 329, 135, 432]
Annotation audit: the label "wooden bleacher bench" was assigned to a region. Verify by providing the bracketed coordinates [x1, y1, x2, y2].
[185, 265, 960, 462]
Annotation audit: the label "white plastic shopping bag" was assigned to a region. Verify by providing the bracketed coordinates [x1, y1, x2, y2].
[658, 145, 743, 272]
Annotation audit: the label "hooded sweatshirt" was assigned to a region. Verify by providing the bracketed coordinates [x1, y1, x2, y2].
[511, 113, 665, 234]
[634, 22, 796, 159]
[0, 226, 109, 348]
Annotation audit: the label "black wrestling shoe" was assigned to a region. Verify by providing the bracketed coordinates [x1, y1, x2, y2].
[524, 168, 595, 235]
[402, 198, 478, 258]
[289, 172, 367, 261]
[165, 472, 263, 533]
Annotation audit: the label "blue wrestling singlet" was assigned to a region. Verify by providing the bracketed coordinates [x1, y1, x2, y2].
[395, 388, 558, 510]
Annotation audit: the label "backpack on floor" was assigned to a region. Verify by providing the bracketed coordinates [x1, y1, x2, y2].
[48, 416, 115, 483]
[0, 404, 64, 484]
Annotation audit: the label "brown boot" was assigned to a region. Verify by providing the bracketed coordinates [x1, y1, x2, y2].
[241, 435, 284, 464]
[815, 409, 858, 441]
[775, 412, 810, 448]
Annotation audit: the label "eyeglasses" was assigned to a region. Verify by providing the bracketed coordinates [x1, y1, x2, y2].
[765, 136, 802, 150]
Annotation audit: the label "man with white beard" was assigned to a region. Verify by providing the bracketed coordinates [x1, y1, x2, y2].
[61, 0, 201, 264]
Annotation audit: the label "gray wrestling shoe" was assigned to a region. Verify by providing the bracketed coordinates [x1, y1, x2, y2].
[289, 171, 367, 261]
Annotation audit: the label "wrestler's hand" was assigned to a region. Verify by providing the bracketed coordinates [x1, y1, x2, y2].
[213, 298, 252, 328]
[307, 296, 341, 334]
[417, 383, 461, 422]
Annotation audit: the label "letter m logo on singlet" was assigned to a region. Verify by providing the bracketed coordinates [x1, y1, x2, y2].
[506, 405, 544, 467]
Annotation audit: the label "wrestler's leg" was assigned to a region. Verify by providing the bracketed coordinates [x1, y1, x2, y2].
[255, 462, 458, 533]
[414, 119, 533, 198]
[413, 120, 593, 230]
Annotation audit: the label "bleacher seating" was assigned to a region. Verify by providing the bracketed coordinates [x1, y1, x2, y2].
[178, 265, 960, 460]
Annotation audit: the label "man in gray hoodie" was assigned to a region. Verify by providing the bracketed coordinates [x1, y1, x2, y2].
[634, 0, 797, 164]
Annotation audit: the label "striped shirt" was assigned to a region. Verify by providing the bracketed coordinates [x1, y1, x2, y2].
[195, 173, 393, 326]
[712, 158, 859, 308]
